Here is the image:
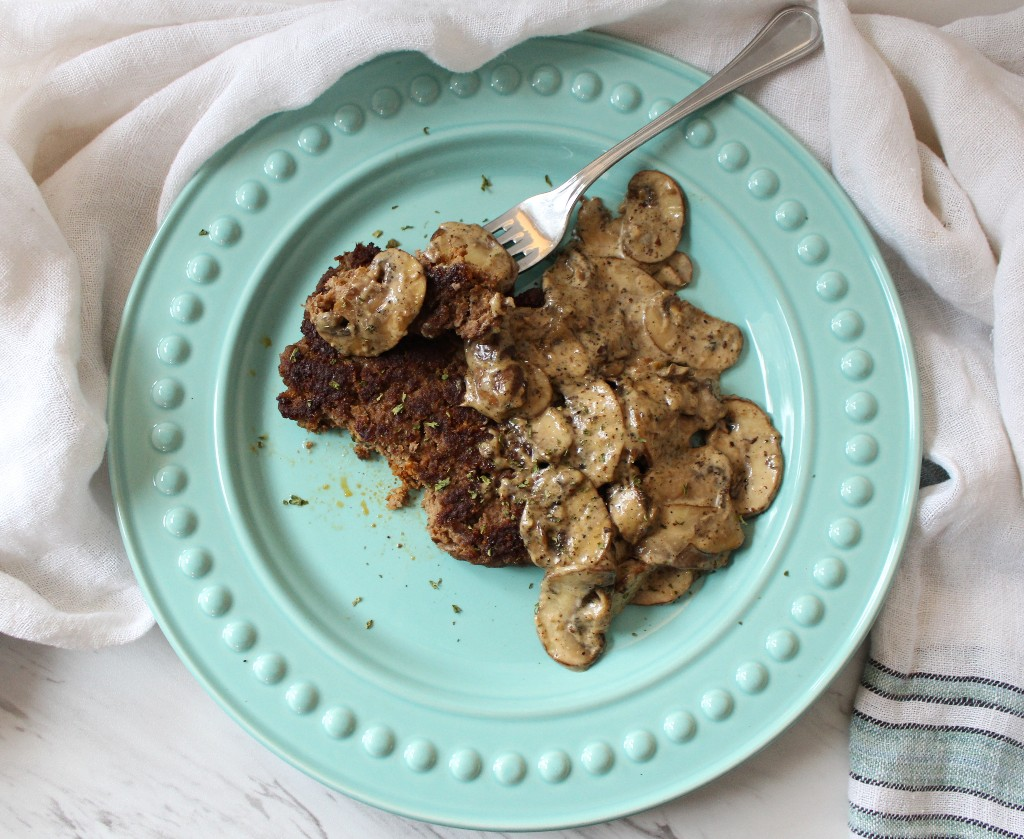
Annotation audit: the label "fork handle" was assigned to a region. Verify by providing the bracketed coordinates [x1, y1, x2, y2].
[559, 6, 822, 204]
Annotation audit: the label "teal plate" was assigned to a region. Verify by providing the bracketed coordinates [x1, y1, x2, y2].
[109, 32, 920, 830]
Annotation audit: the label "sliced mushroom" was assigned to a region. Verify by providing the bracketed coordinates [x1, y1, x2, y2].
[307, 248, 426, 357]
[707, 397, 784, 516]
[519, 466, 615, 573]
[638, 502, 742, 563]
[606, 480, 651, 544]
[535, 568, 614, 670]
[636, 448, 744, 565]
[590, 256, 664, 342]
[517, 363, 554, 419]
[611, 558, 652, 614]
[525, 405, 574, 462]
[643, 291, 743, 372]
[562, 380, 626, 487]
[652, 251, 694, 290]
[543, 249, 629, 371]
[575, 197, 624, 258]
[643, 447, 734, 509]
[619, 171, 685, 263]
[421, 221, 517, 291]
[462, 336, 526, 421]
[631, 567, 696, 606]
[615, 372, 722, 464]
[541, 247, 596, 311]
[509, 306, 591, 386]
[522, 466, 618, 670]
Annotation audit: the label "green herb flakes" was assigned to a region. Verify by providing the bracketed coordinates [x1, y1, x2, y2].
[283, 494, 308, 506]
[480, 175, 492, 192]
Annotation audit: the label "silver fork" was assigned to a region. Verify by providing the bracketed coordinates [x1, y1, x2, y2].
[484, 5, 822, 272]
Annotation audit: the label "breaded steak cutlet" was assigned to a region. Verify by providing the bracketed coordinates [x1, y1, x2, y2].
[277, 243, 529, 568]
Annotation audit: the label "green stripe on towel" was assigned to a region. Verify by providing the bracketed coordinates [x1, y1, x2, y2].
[864, 659, 1024, 719]
[850, 712, 1024, 810]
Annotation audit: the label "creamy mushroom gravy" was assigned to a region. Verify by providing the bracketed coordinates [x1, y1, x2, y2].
[310, 171, 782, 670]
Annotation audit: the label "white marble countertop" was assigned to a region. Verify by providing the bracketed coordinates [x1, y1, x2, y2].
[0, 625, 863, 837]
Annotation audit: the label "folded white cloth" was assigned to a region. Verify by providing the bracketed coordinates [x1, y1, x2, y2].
[1, 1, 1021, 833]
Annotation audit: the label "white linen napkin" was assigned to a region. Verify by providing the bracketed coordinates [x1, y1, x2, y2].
[1, 1, 1021, 833]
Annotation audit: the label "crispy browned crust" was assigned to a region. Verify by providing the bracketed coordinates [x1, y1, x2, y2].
[277, 245, 528, 568]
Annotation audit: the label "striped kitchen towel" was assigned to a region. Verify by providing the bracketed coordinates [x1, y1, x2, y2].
[851, 660, 1024, 838]
[824, 4, 1024, 838]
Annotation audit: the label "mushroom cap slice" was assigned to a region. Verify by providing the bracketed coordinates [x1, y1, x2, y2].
[707, 397, 784, 516]
[543, 249, 629, 371]
[590, 256, 665, 353]
[525, 405, 574, 462]
[611, 558, 652, 614]
[636, 448, 745, 564]
[462, 336, 527, 422]
[509, 306, 590, 387]
[535, 568, 614, 670]
[421, 221, 517, 291]
[619, 170, 685, 263]
[643, 447, 734, 508]
[606, 480, 651, 544]
[308, 248, 426, 357]
[519, 466, 615, 573]
[636, 502, 744, 565]
[575, 197, 624, 258]
[631, 567, 697, 606]
[652, 251, 694, 290]
[562, 380, 626, 487]
[643, 291, 743, 372]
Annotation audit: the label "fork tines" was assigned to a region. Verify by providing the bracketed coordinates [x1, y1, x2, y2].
[484, 214, 536, 271]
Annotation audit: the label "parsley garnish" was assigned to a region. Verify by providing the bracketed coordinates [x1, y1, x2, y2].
[283, 494, 308, 506]
[480, 175, 492, 191]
